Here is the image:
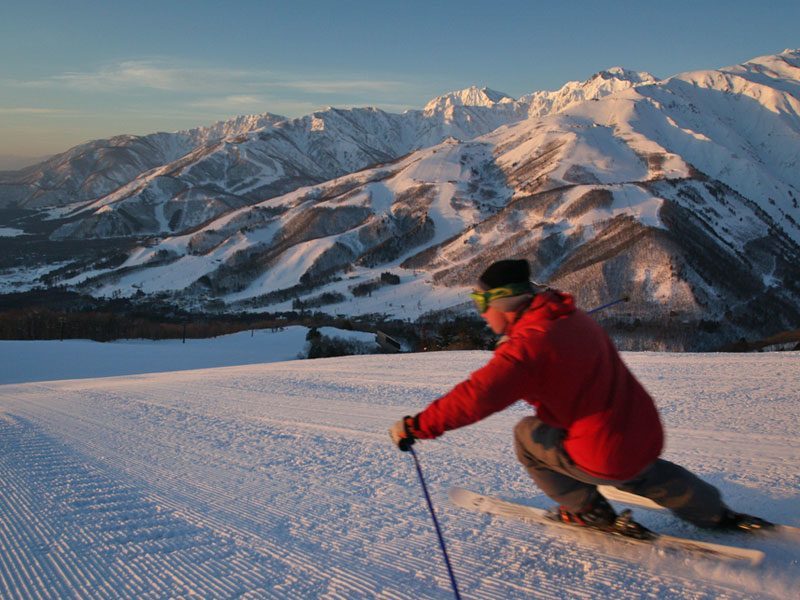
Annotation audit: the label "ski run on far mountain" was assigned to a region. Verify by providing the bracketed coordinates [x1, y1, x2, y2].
[1, 49, 799, 350]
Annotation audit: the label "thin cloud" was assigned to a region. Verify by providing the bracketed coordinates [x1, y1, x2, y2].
[54, 61, 181, 90]
[4, 60, 429, 134]
[16, 60, 260, 93]
[12, 60, 414, 98]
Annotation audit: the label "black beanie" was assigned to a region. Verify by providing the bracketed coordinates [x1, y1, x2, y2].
[478, 259, 531, 290]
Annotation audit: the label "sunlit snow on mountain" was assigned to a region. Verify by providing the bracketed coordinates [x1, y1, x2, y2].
[1, 49, 798, 350]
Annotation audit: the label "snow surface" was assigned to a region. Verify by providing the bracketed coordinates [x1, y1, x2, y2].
[0, 344, 798, 598]
[0, 327, 376, 385]
[0, 262, 72, 294]
[0, 227, 26, 237]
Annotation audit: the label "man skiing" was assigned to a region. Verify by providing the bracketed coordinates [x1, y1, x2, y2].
[390, 259, 771, 533]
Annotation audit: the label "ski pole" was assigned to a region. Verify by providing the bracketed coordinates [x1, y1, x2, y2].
[406, 445, 462, 600]
[587, 295, 629, 315]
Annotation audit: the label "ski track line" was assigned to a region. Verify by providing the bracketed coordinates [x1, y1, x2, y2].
[65, 377, 518, 470]
[0, 406, 732, 600]
[0, 409, 444, 597]
[0, 418, 378, 599]
[0, 405, 637, 599]
[0, 406, 755, 600]
[0, 433, 116, 599]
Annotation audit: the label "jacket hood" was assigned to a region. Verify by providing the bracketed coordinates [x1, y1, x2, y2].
[525, 290, 575, 319]
[494, 291, 575, 346]
[518, 290, 576, 324]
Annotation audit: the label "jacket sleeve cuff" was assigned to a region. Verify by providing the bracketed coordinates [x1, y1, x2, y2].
[408, 412, 439, 439]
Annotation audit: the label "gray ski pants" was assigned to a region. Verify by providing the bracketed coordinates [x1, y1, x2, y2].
[513, 416, 725, 527]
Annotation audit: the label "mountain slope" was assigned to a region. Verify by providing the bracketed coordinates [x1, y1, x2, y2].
[0, 113, 286, 211]
[1, 69, 658, 241]
[2, 50, 799, 350]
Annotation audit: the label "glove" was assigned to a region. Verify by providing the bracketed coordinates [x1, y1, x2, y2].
[389, 415, 417, 451]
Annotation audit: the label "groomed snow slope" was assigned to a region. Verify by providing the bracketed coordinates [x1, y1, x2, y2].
[0, 327, 376, 385]
[0, 350, 798, 598]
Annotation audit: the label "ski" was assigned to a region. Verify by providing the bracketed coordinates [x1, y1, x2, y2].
[597, 485, 799, 536]
[449, 487, 765, 565]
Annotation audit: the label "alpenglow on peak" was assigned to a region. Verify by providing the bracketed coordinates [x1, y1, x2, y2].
[424, 86, 515, 112]
[592, 66, 658, 84]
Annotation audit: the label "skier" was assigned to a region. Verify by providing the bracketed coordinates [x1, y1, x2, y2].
[390, 259, 771, 534]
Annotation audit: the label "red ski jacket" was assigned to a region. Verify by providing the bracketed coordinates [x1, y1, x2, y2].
[414, 291, 664, 480]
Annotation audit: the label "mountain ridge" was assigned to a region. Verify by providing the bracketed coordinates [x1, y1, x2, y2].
[0, 64, 662, 220]
[1, 49, 799, 350]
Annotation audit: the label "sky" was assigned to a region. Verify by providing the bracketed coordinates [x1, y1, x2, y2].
[0, 0, 798, 167]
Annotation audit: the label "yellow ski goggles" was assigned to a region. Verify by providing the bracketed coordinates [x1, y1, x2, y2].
[469, 282, 533, 314]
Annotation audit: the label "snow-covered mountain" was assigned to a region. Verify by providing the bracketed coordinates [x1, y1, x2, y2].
[2, 49, 799, 349]
[522, 66, 659, 118]
[423, 86, 516, 111]
[46, 107, 419, 239]
[0, 113, 287, 211]
[0, 71, 657, 240]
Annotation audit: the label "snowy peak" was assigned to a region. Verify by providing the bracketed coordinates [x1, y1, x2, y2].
[715, 48, 800, 98]
[181, 112, 287, 145]
[780, 47, 800, 63]
[519, 66, 658, 119]
[424, 86, 515, 112]
[591, 66, 658, 85]
[740, 48, 800, 73]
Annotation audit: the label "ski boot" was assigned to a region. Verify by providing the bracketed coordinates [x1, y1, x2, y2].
[557, 492, 617, 528]
[714, 508, 775, 533]
[612, 509, 656, 540]
[556, 493, 654, 540]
